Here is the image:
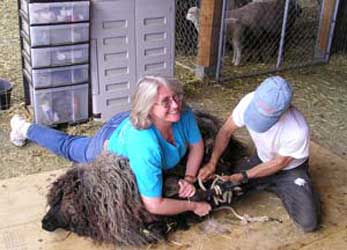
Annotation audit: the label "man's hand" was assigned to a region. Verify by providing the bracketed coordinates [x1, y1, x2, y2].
[178, 179, 196, 198]
[198, 162, 216, 181]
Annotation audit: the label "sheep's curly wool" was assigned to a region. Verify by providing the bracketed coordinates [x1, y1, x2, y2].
[45, 154, 164, 245]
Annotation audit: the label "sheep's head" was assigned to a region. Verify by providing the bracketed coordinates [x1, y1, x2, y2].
[42, 168, 89, 235]
[186, 6, 200, 32]
[41, 189, 67, 232]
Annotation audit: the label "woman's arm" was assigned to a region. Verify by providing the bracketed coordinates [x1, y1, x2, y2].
[176, 139, 204, 198]
[142, 196, 211, 217]
[184, 139, 204, 180]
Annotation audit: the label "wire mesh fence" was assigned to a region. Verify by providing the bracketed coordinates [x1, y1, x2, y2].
[175, 0, 200, 71]
[219, 0, 324, 81]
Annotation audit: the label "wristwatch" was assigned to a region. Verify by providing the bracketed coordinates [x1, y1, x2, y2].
[240, 171, 249, 184]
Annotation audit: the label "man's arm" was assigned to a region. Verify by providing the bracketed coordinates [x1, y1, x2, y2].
[223, 154, 293, 183]
[198, 115, 239, 181]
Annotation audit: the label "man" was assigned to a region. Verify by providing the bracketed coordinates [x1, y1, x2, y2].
[198, 76, 320, 232]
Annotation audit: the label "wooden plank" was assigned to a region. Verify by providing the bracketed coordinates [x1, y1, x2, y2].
[318, 0, 337, 52]
[197, 0, 222, 67]
[0, 169, 117, 250]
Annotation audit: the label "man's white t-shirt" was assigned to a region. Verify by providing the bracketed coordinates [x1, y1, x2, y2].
[232, 92, 310, 170]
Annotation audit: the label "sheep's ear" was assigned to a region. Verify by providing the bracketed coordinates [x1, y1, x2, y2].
[47, 167, 80, 206]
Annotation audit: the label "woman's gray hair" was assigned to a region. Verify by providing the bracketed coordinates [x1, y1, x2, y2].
[131, 76, 184, 129]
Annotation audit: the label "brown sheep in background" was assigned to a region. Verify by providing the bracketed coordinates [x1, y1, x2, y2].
[226, 0, 301, 65]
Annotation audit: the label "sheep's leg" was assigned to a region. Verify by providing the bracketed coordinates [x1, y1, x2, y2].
[232, 40, 242, 66]
[231, 23, 242, 66]
[232, 46, 237, 64]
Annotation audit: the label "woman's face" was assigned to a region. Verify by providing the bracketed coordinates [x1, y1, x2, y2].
[150, 85, 183, 125]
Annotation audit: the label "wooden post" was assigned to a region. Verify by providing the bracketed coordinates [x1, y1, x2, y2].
[316, 0, 338, 60]
[196, 0, 222, 78]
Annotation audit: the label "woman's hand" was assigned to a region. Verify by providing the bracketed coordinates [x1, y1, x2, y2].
[178, 179, 196, 198]
[192, 201, 212, 217]
[198, 162, 216, 181]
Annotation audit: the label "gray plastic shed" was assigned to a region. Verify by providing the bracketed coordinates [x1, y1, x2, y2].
[90, 0, 175, 120]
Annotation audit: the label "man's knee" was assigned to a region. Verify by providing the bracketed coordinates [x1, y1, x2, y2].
[276, 180, 320, 232]
[298, 215, 319, 232]
[293, 196, 320, 232]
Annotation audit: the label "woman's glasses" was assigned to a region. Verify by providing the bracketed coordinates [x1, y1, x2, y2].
[156, 94, 183, 109]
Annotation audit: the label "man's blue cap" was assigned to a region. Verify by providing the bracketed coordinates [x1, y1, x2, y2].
[244, 76, 293, 133]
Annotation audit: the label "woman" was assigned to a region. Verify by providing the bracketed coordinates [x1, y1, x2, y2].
[10, 76, 212, 217]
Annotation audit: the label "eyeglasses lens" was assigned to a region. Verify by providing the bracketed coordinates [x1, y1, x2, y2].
[160, 94, 183, 108]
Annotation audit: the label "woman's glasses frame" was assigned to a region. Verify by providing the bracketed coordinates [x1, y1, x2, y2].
[155, 93, 184, 109]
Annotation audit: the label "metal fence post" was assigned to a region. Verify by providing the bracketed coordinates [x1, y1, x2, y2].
[276, 0, 290, 69]
[215, 0, 228, 81]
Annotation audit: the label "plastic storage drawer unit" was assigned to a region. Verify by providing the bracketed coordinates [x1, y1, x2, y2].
[23, 41, 89, 68]
[21, 19, 89, 47]
[20, 0, 90, 25]
[30, 83, 89, 125]
[24, 62, 89, 88]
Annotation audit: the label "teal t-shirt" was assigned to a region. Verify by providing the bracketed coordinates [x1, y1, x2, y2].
[107, 108, 202, 198]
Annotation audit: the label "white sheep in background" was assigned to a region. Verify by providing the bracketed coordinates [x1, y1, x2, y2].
[185, 1, 251, 33]
[186, 6, 200, 32]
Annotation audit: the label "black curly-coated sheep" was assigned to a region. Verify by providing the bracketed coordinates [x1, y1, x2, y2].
[42, 110, 247, 246]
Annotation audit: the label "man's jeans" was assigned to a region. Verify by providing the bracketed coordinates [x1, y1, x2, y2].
[26, 112, 130, 163]
[234, 154, 320, 232]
